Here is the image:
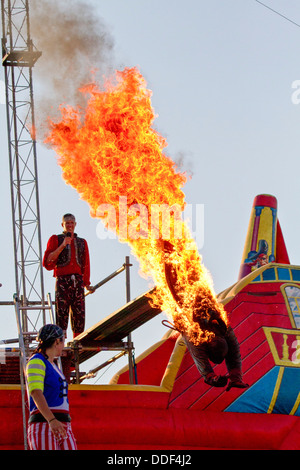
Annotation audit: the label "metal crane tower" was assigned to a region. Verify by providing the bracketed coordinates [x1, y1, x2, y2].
[1, 0, 46, 333]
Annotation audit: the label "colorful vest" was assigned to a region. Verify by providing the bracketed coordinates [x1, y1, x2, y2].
[56, 233, 85, 269]
[26, 353, 69, 415]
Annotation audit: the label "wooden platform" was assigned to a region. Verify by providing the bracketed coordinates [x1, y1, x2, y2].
[0, 289, 162, 384]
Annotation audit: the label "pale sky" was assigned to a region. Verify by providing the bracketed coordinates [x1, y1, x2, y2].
[1, 0, 300, 383]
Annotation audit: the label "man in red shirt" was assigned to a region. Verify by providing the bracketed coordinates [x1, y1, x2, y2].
[43, 214, 94, 338]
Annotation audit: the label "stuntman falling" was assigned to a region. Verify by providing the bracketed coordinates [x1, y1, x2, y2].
[182, 314, 249, 391]
[163, 241, 248, 391]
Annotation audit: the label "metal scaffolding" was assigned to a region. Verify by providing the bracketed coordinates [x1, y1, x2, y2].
[0, 0, 158, 451]
[1, 0, 45, 334]
[1, 0, 46, 449]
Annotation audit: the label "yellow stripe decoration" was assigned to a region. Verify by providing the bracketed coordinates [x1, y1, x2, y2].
[267, 367, 284, 413]
[290, 392, 300, 416]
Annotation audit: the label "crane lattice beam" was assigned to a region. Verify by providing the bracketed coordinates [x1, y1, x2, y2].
[1, 0, 45, 331]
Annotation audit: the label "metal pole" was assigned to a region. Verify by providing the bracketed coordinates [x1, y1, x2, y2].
[14, 296, 28, 450]
[2, 2, 20, 301]
[80, 351, 127, 382]
[125, 256, 135, 384]
[85, 264, 126, 296]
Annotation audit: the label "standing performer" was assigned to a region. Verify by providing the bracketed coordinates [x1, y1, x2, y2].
[43, 213, 94, 338]
[26, 324, 77, 450]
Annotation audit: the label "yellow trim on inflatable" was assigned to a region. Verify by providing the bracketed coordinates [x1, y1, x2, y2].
[70, 337, 186, 393]
[109, 329, 173, 385]
[0, 385, 21, 391]
[69, 383, 168, 392]
[217, 263, 300, 305]
[107, 328, 187, 393]
[160, 337, 186, 392]
[290, 392, 300, 416]
[0, 382, 168, 393]
[0, 332, 187, 394]
[267, 367, 284, 414]
[70, 334, 186, 392]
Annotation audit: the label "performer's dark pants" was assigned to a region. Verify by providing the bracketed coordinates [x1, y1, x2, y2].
[55, 274, 85, 337]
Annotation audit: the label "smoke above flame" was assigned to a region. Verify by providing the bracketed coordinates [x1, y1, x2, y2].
[30, 0, 114, 136]
[45, 67, 228, 344]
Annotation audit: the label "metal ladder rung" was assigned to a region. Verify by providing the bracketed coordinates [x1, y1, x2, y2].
[18, 305, 54, 311]
[13, 293, 57, 450]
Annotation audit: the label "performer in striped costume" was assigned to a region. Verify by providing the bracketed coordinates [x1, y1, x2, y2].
[26, 324, 77, 450]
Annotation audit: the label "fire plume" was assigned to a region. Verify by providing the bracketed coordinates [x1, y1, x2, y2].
[45, 67, 228, 344]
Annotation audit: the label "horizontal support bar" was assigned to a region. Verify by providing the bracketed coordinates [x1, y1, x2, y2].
[0, 300, 52, 306]
[2, 50, 42, 67]
[17, 306, 52, 311]
[67, 340, 129, 350]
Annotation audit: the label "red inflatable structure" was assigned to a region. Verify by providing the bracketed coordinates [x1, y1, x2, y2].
[0, 194, 300, 449]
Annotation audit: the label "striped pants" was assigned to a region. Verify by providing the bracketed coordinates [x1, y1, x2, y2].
[55, 274, 85, 336]
[27, 422, 77, 450]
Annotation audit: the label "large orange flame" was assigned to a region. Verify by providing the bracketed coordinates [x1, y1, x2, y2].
[45, 67, 228, 345]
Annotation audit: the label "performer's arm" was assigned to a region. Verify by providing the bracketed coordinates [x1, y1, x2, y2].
[43, 235, 70, 270]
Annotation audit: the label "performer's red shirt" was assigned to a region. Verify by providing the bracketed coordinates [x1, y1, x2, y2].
[43, 235, 91, 287]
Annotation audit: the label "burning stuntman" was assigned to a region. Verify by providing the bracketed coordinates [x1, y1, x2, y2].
[163, 240, 248, 391]
[182, 314, 249, 391]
